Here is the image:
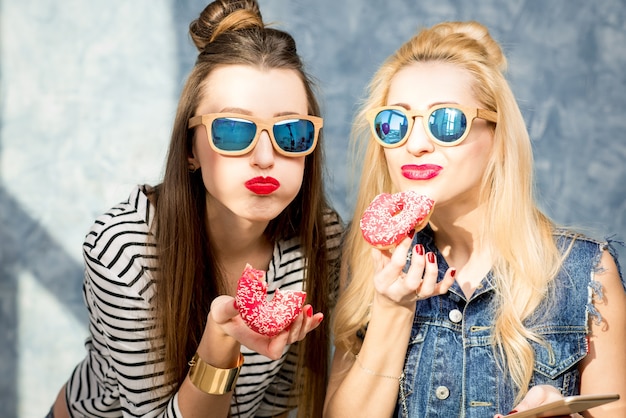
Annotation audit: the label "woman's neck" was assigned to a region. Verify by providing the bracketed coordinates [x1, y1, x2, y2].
[429, 204, 492, 299]
[207, 208, 274, 294]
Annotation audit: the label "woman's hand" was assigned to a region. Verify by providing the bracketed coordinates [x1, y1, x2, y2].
[493, 385, 580, 417]
[209, 295, 322, 360]
[372, 236, 455, 307]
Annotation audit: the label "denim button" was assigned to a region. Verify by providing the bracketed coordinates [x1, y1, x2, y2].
[449, 309, 463, 323]
[435, 385, 450, 399]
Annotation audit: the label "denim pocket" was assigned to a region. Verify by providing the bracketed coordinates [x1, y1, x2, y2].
[531, 328, 587, 378]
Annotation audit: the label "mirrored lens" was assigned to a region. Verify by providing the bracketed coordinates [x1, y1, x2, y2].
[428, 108, 467, 142]
[373, 109, 409, 145]
[211, 117, 257, 151]
[273, 119, 315, 153]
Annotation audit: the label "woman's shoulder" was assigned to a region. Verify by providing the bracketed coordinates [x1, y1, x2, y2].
[553, 227, 624, 287]
[323, 206, 345, 248]
[82, 185, 156, 279]
[552, 228, 603, 246]
[552, 228, 622, 263]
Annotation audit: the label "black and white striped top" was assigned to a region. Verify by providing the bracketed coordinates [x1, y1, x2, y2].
[64, 186, 344, 417]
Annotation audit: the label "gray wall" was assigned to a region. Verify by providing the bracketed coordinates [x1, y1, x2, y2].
[1, 0, 624, 416]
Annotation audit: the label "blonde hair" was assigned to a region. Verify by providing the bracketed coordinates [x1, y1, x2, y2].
[333, 21, 562, 401]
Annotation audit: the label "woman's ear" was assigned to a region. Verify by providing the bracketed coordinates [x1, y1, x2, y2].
[188, 154, 199, 172]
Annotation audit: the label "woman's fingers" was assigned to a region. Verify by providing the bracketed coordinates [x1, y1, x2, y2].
[244, 307, 323, 359]
[515, 385, 563, 410]
[493, 385, 567, 417]
[434, 267, 456, 295]
[372, 237, 414, 289]
[371, 237, 457, 304]
[209, 297, 323, 360]
[407, 247, 455, 299]
[209, 295, 240, 325]
[414, 260, 455, 298]
[403, 244, 425, 289]
[284, 305, 324, 344]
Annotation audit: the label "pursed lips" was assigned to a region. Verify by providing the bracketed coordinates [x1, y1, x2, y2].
[245, 176, 281, 195]
[401, 164, 442, 180]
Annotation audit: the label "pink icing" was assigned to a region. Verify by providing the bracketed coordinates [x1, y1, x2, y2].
[359, 191, 434, 248]
[235, 264, 306, 337]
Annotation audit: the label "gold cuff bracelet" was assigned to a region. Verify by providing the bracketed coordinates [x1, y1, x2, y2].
[187, 352, 244, 395]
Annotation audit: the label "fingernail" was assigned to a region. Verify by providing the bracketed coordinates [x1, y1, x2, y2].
[416, 244, 424, 255]
[233, 300, 238, 309]
[317, 314, 324, 323]
[507, 410, 518, 415]
[427, 252, 435, 263]
[450, 268, 456, 278]
[306, 306, 313, 317]
[407, 229, 415, 239]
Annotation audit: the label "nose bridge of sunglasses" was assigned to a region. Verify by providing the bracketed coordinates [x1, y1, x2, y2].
[403, 108, 459, 147]
[405, 110, 434, 142]
[254, 125, 275, 149]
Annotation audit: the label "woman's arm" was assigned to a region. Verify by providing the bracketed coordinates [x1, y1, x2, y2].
[323, 306, 414, 418]
[494, 250, 625, 418]
[324, 238, 455, 417]
[578, 250, 626, 417]
[178, 296, 323, 418]
[51, 384, 69, 418]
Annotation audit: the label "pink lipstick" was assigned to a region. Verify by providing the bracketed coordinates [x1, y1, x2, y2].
[401, 164, 442, 180]
[245, 176, 280, 195]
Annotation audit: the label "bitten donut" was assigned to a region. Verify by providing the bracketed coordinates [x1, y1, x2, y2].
[360, 191, 434, 249]
[235, 264, 306, 337]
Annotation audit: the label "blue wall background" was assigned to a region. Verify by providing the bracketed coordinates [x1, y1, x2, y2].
[1, 1, 624, 416]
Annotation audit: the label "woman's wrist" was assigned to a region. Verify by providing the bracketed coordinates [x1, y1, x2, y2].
[372, 293, 416, 320]
[187, 352, 244, 395]
[197, 311, 241, 367]
[186, 313, 244, 395]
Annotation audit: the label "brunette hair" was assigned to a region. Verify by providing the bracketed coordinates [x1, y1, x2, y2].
[148, 1, 334, 416]
[333, 21, 562, 402]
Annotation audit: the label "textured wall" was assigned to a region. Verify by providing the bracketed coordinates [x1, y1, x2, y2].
[1, 0, 624, 416]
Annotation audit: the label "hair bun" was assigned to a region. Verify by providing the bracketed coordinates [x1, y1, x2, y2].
[189, 0, 263, 52]
[451, 21, 507, 72]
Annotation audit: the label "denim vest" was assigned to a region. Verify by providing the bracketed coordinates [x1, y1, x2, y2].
[396, 227, 623, 418]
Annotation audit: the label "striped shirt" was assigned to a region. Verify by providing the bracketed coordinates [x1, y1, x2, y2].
[65, 186, 344, 417]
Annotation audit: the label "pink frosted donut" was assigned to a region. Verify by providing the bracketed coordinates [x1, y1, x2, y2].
[360, 191, 434, 249]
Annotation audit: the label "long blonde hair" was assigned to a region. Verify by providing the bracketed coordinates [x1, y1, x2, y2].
[333, 21, 561, 401]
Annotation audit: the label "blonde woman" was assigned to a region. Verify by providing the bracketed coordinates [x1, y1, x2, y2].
[324, 21, 625, 417]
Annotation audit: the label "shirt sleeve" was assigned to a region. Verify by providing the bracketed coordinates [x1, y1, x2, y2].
[65, 190, 182, 418]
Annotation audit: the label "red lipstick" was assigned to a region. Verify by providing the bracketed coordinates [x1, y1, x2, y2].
[245, 176, 280, 195]
[401, 164, 442, 180]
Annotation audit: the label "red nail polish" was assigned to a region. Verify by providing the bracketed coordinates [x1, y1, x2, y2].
[450, 268, 456, 278]
[233, 300, 238, 309]
[427, 252, 435, 263]
[417, 244, 424, 255]
[408, 229, 415, 239]
[317, 314, 324, 323]
[507, 410, 518, 415]
[306, 306, 313, 317]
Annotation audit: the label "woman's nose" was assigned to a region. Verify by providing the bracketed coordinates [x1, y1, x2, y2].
[405, 117, 435, 155]
[250, 130, 275, 168]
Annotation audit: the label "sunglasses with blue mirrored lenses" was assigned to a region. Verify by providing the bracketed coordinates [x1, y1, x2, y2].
[188, 113, 323, 157]
[366, 104, 497, 147]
